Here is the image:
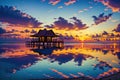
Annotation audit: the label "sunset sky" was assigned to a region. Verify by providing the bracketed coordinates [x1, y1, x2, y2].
[0, 0, 120, 40]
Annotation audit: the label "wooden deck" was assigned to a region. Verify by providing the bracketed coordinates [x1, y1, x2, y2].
[26, 40, 64, 48]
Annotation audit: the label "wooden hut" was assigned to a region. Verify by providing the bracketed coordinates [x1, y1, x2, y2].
[27, 29, 64, 48]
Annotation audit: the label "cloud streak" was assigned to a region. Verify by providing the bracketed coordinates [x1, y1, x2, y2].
[49, 0, 60, 5]
[64, 0, 76, 6]
[92, 13, 112, 25]
[50, 68, 69, 78]
[0, 6, 42, 27]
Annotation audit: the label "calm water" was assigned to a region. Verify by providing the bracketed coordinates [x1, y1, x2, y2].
[0, 42, 120, 80]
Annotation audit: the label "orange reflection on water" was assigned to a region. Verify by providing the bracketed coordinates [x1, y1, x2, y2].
[0, 44, 39, 58]
[52, 43, 120, 66]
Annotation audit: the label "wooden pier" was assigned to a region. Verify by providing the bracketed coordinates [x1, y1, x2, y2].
[26, 40, 64, 48]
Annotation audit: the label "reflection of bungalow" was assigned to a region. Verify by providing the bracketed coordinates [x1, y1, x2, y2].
[31, 48, 56, 56]
[27, 29, 64, 48]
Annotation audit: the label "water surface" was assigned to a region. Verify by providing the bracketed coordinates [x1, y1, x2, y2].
[0, 42, 120, 80]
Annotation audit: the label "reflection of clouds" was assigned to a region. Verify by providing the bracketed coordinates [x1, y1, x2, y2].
[0, 44, 38, 58]
[0, 43, 120, 79]
[49, 53, 73, 65]
[69, 73, 78, 78]
[53, 43, 119, 55]
[12, 69, 16, 74]
[97, 68, 120, 79]
[0, 54, 41, 73]
[115, 52, 120, 59]
[43, 74, 54, 78]
[47, 54, 93, 66]
[78, 72, 85, 77]
[50, 68, 93, 79]
[74, 54, 86, 66]
[51, 43, 120, 68]
[0, 44, 41, 74]
[50, 68, 69, 78]
[29, 43, 120, 67]
[93, 61, 112, 70]
[112, 60, 119, 64]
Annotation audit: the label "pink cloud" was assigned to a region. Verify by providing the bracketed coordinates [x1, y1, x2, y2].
[78, 10, 84, 13]
[49, 0, 60, 5]
[64, 0, 76, 6]
[95, 0, 120, 12]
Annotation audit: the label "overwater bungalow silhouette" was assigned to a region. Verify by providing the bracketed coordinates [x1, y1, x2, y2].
[27, 29, 64, 48]
[31, 48, 56, 56]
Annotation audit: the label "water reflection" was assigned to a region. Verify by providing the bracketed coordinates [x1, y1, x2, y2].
[0, 42, 120, 80]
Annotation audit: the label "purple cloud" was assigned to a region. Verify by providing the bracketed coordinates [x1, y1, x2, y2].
[31, 29, 37, 33]
[53, 17, 88, 30]
[54, 17, 73, 30]
[102, 31, 108, 35]
[113, 24, 120, 32]
[93, 61, 112, 70]
[44, 24, 54, 28]
[20, 29, 30, 33]
[7, 29, 19, 33]
[92, 13, 112, 25]
[71, 17, 88, 30]
[0, 6, 42, 27]
[24, 29, 30, 33]
[95, 0, 120, 12]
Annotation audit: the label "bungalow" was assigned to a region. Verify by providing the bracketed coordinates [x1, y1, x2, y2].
[27, 29, 64, 48]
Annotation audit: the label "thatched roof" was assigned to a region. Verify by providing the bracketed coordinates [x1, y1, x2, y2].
[31, 29, 58, 37]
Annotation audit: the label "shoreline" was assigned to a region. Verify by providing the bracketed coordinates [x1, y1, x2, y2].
[0, 41, 120, 44]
